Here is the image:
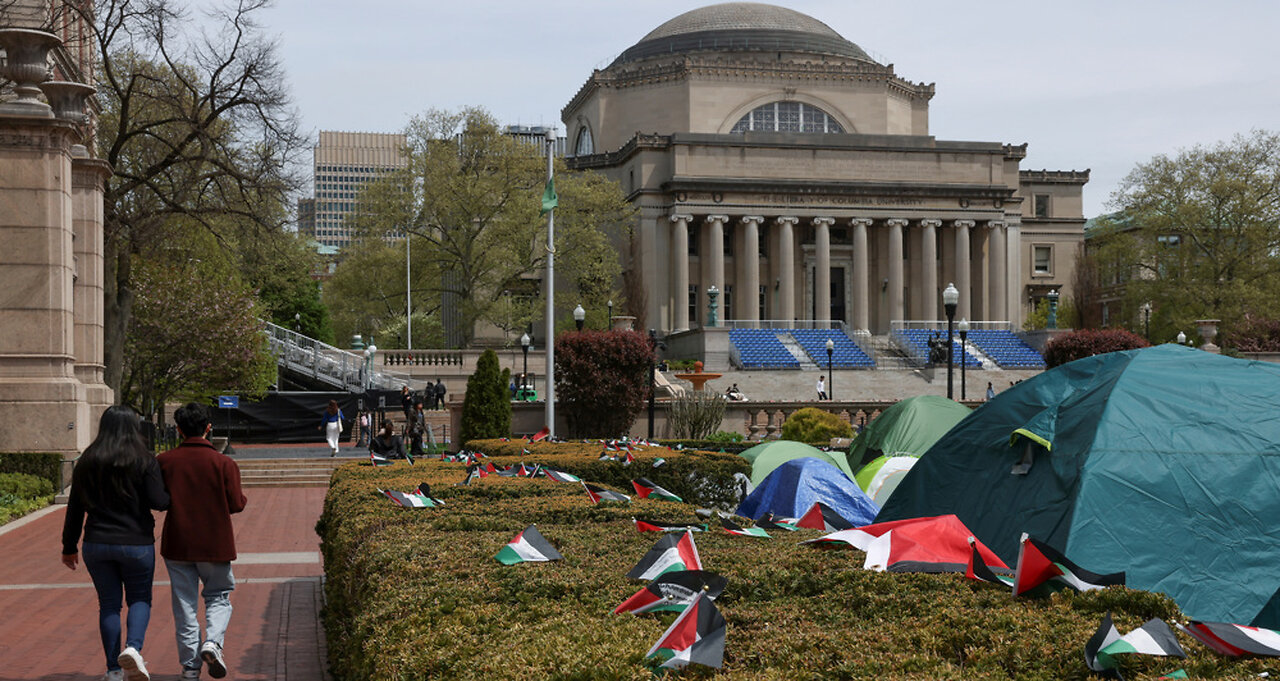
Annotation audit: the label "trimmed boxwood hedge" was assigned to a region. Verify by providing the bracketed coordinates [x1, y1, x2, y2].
[319, 446, 1272, 680]
[0, 452, 63, 487]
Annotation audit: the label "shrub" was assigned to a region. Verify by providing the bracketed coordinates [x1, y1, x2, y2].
[317, 448, 1271, 680]
[706, 430, 744, 444]
[780, 407, 852, 443]
[0, 452, 63, 488]
[666, 391, 726, 439]
[1042, 328, 1150, 368]
[0, 472, 57, 525]
[1224, 314, 1280, 352]
[460, 349, 511, 443]
[555, 330, 653, 438]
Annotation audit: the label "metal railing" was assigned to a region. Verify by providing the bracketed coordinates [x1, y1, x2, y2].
[263, 321, 420, 392]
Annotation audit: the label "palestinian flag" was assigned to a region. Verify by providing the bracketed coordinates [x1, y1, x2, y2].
[632, 478, 682, 502]
[1156, 671, 1188, 680]
[1012, 533, 1125, 596]
[1085, 612, 1185, 672]
[605, 442, 618, 451]
[721, 518, 770, 538]
[633, 518, 706, 533]
[795, 502, 855, 531]
[379, 488, 436, 508]
[599, 451, 615, 461]
[543, 468, 582, 483]
[496, 464, 520, 477]
[756, 513, 799, 531]
[484, 462, 497, 474]
[529, 426, 550, 442]
[613, 570, 727, 615]
[627, 531, 702, 580]
[1180, 621, 1280, 657]
[652, 457, 666, 467]
[622, 451, 636, 465]
[369, 451, 393, 467]
[644, 591, 725, 670]
[416, 483, 445, 506]
[495, 525, 563, 565]
[584, 482, 631, 504]
[965, 536, 1014, 586]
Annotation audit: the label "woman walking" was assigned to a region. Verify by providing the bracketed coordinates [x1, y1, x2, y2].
[320, 400, 345, 457]
[62, 406, 171, 681]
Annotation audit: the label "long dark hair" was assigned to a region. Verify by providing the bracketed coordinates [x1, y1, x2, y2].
[327, 400, 339, 416]
[73, 406, 152, 509]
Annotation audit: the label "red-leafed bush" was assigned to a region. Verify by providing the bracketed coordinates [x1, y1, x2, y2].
[555, 330, 654, 438]
[1224, 315, 1280, 352]
[1042, 328, 1150, 368]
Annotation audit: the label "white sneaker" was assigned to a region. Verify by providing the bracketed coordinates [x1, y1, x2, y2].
[180, 669, 201, 680]
[116, 647, 150, 681]
[103, 670, 125, 681]
[200, 641, 227, 679]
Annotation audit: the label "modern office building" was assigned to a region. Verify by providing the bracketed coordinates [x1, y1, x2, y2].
[308, 131, 406, 248]
[563, 2, 1088, 335]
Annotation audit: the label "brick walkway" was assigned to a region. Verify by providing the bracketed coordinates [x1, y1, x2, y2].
[0, 487, 329, 681]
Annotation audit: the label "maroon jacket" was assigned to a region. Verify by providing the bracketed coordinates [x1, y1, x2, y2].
[157, 437, 247, 562]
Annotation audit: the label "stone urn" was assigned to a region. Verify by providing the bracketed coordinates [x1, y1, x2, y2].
[1195, 319, 1221, 354]
[0, 28, 61, 116]
[38, 80, 95, 124]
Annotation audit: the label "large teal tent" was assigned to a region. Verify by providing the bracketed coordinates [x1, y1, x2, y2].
[877, 344, 1280, 627]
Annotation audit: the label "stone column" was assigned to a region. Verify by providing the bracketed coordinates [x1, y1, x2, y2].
[670, 214, 692, 332]
[776, 217, 798, 323]
[0, 117, 91, 454]
[739, 216, 763, 324]
[812, 217, 834, 324]
[1006, 221, 1023, 328]
[851, 218, 872, 332]
[919, 219, 940, 323]
[707, 215, 728, 312]
[71, 147, 115, 416]
[886, 218, 908, 325]
[987, 221, 1007, 322]
[954, 219, 975, 319]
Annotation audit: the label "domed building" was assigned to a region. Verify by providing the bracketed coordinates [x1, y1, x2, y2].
[563, 2, 1086, 338]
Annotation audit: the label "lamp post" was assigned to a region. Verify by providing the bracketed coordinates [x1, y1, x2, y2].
[573, 304, 585, 331]
[1046, 289, 1060, 330]
[1142, 302, 1151, 340]
[607, 299, 613, 330]
[363, 344, 377, 391]
[942, 283, 959, 400]
[293, 312, 301, 334]
[648, 329, 666, 439]
[520, 332, 531, 399]
[958, 318, 969, 400]
[825, 338, 834, 401]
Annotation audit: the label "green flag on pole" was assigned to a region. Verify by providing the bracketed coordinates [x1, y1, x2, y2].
[540, 177, 558, 214]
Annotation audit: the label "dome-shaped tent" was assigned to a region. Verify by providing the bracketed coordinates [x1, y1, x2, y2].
[877, 344, 1280, 628]
[848, 395, 971, 469]
[746, 440, 856, 486]
[736, 457, 878, 525]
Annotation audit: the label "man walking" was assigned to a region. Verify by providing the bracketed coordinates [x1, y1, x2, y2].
[158, 403, 248, 679]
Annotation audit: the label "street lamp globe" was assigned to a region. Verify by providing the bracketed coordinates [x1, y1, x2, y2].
[1176, 331, 1187, 345]
[573, 303, 586, 331]
[942, 283, 959, 314]
[941, 283, 959, 399]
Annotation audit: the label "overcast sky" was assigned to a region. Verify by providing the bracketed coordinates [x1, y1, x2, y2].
[260, 0, 1280, 217]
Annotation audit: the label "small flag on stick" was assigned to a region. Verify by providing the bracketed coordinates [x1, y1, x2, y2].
[495, 525, 563, 565]
[1084, 612, 1185, 673]
[613, 570, 727, 615]
[627, 531, 702, 580]
[721, 518, 770, 538]
[644, 591, 725, 670]
[632, 478, 682, 502]
[1012, 533, 1124, 597]
[583, 482, 631, 504]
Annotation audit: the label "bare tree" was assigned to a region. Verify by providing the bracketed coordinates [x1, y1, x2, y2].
[45, 0, 308, 392]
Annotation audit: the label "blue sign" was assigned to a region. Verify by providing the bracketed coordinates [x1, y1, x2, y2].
[217, 395, 239, 409]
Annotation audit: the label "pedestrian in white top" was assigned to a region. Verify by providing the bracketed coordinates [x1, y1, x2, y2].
[816, 376, 828, 401]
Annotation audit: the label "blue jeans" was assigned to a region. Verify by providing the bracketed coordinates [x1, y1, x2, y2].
[166, 559, 235, 672]
[82, 542, 155, 672]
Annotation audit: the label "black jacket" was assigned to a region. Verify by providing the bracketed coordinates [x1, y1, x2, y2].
[370, 434, 405, 458]
[62, 455, 170, 555]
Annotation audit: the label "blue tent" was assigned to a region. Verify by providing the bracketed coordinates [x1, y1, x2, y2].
[736, 457, 879, 526]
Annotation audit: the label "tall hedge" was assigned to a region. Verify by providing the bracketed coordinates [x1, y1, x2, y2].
[1042, 328, 1150, 367]
[0, 452, 63, 488]
[555, 330, 653, 438]
[459, 349, 511, 444]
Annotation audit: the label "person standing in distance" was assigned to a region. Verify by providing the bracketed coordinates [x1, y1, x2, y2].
[158, 403, 247, 680]
[816, 375, 828, 401]
[62, 406, 171, 681]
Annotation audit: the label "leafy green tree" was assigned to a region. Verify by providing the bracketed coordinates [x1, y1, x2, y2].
[121, 256, 276, 420]
[321, 238, 443, 349]
[555, 330, 653, 438]
[345, 107, 634, 347]
[1102, 130, 1280, 335]
[460, 350, 512, 444]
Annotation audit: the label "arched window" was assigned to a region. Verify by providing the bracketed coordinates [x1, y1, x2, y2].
[574, 126, 594, 156]
[729, 101, 844, 134]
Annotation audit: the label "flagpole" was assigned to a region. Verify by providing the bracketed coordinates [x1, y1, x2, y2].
[544, 129, 556, 438]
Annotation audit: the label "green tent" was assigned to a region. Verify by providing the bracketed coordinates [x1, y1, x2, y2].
[849, 395, 972, 469]
[878, 344, 1280, 627]
[747, 441, 857, 486]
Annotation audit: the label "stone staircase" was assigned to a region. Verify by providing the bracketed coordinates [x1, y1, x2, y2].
[236, 457, 357, 488]
[776, 333, 819, 369]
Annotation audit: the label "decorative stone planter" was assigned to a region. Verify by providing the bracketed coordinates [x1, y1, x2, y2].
[0, 27, 61, 116]
[38, 80, 95, 124]
[1195, 319, 1220, 354]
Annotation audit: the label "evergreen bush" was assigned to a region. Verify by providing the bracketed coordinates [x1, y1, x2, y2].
[1042, 328, 1150, 368]
[459, 349, 511, 443]
[555, 330, 653, 438]
[780, 407, 852, 442]
[0, 452, 63, 488]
